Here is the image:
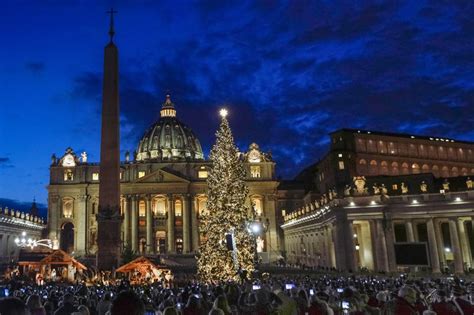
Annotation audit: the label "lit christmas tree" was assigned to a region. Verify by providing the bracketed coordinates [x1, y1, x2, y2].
[197, 109, 256, 282]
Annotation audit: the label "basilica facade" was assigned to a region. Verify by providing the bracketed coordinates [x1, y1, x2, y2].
[47, 96, 280, 262]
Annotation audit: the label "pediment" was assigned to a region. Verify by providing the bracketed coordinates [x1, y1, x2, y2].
[135, 168, 190, 184]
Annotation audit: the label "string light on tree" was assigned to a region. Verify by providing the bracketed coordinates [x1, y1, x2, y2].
[197, 108, 255, 282]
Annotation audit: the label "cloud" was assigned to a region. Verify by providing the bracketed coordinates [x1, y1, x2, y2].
[0, 157, 13, 169]
[66, 1, 474, 179]
[25, 62, 45, 74]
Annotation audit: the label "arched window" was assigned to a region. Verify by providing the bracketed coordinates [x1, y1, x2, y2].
[139, 238, 146, 254]
[422, 164, 429, 173]
[412, 163, 420, 174]
[441, 166, 449, 177]
[461, 168, 468, 176]
[380, 161, 388, 175]
[175, 199, 182, 217]
[391, 162, 399, 175]
[471, 168, 474, 175]
[139, 200, 146, 217]
[358, 159, 367, 175]
[451, 167, 459, 177]
[369, 160, 378, 175]
[251, 197, 263, 217]
[432, 165, 440, 177]
[153, 196, 166, 216]
[401, 162, 409, 175]
[197, 196, 207, 217]
[62, 197, 74, 218]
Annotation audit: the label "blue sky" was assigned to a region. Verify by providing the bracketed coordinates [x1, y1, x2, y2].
[1, 1, 474, 214]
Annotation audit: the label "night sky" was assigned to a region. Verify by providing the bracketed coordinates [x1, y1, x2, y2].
[1, 1, 474, 215]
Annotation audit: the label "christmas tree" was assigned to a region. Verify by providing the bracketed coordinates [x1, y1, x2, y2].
[197, 109, 256, 282]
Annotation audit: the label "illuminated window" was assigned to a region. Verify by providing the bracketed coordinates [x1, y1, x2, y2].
[338, 161, 345, 170]
[92, 172, 99, 181]
[392, 184, 398, 190]
[175, 200, 182, 217]
[139, 200, 145, 217]
[120, 171, 123, 180]
[64, 169, 74, 181]
[153, 197, 166, 216]
[281, 209, 286, 217]
[62, 198, 73, 218]
[252, 198, 263, 217]
[197, 196, 207, 217]
[138, 171, 146, 178]
[250, 165, 261, 178]
[198, 167, 208, 178]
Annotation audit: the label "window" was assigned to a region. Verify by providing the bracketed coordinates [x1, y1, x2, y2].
[138, 171, 146, 178]
[64, 169, 74, 181]
[197, 196, 207, 217]
[139, 201, 145, 217]
[62, 198, 73, 218]
[250, 165, 261, 178]
[198, 166, 208, 178]
[252, 197, 263, 217]
[153, 197, 166, 216]
[175, 200, 182, 217]
[392, 184, 398, 190]
[92, 172, 99, 181]
[338, 161, 345, 170]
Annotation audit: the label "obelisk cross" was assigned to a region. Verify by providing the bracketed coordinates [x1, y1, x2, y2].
[107, 8, 118, 42]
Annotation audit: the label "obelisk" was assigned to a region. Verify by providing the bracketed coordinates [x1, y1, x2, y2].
[97, 9, 121, 270]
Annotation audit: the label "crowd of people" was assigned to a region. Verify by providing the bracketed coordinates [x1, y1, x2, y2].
[0, 273, 473, 315]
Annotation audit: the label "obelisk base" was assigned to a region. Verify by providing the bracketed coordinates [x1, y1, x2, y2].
[97, 216, 121, 271]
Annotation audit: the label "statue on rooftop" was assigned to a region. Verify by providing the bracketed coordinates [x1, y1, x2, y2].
[353, 176, 368, 195]
[420, 181, 428, 193]
[442, 179, 450, 191]
[401, 182, 408, 194]
[466, 177, 473, 190]
[80, 151, 88, 163]
[344, 185, 351, 196]
[380, 184, 388, 195]
[373, 183, 380, 195]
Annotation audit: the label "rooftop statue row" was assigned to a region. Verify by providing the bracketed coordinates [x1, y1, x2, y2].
[0, 206, 44, 224]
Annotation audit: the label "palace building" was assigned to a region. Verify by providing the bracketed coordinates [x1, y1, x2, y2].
[282, 130, 474, 274]
[47, 96, 280, 262]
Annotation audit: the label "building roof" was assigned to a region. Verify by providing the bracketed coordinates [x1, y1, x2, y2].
[330, 128, 474, 145]
[136, 95, 204, 162]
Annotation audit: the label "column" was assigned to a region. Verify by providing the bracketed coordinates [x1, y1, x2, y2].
[264, 194, 279, 261]
[449, 218, 464, 274]
[146, 196, 153, 254]
[345, 220, 357, 271]
[426, 219, 441, 273]
[182, 194, 191, 253]
[123, 196, 130, 247]
[167, 195, 175, 253]
[375, 220, 389, 272]
[75, 195, 88, 255]
[131, 195, 138, 252]
[191, 195, 199, 252]
[384, 217, 397, 272]
[48, 195, 60, 241]
[434, 219, 447, 269]
[406, 221, 415, 242]
[458, 219, 472, 268]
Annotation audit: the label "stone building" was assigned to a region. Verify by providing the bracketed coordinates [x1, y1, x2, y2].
[298, 128, 474, 194]
[47, 96, 280, 262]
[0, 202, 45, 263]
[282, 129, 474, 274]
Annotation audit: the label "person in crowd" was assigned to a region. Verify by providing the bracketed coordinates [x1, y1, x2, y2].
[54, 293, 77, 315]
[0, 297, 30, 315]
[27, 294, 47, 315]
[97, 292, 112, 315]
[110, 291, 145, 315]
[381, 285, 418, 315]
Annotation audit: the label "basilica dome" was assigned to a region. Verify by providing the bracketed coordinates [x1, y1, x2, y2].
[135, 95, 204, 161]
